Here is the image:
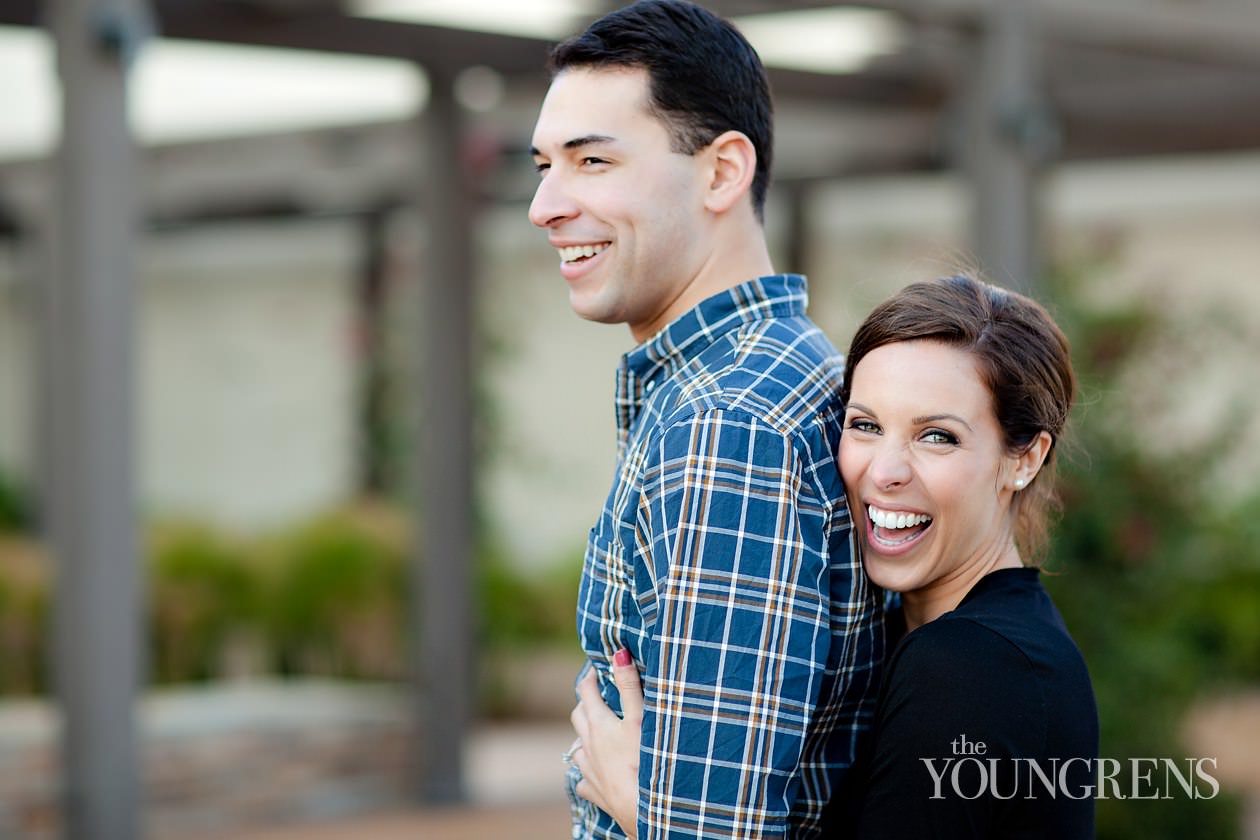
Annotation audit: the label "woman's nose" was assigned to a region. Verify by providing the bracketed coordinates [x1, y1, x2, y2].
[868, 441, 913, 491]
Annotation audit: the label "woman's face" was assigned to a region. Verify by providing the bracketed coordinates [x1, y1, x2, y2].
[840, 339, 1022, 619]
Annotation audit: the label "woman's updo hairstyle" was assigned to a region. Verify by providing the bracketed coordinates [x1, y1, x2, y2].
[841, 274, 1076, 561]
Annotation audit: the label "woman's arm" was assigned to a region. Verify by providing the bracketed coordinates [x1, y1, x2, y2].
[571, 648, 645, 839]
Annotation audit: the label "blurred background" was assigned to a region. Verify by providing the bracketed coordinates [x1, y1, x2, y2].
[0, 0, 1258, 838]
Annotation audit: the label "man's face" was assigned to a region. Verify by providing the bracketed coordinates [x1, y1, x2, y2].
[529, 67, 709, 340]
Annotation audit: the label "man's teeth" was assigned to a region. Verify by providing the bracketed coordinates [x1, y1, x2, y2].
[559, 243, 609, 263]
[868, 504, 932, 530]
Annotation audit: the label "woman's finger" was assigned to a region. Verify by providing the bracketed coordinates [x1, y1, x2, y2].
[577, 666, 605, 709]
[574, 757, 612, 815]
[611, 648, 644, 724]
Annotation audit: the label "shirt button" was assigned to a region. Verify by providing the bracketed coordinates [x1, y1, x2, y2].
[645, 381, 655, 393]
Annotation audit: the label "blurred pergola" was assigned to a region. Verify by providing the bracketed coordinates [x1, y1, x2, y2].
[2, 0, 1260, 837]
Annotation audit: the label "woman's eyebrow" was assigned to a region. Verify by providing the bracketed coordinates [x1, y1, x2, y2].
[912, 413, 974, 432]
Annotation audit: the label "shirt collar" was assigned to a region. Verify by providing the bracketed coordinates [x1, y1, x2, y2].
[615, 274, 809, 430]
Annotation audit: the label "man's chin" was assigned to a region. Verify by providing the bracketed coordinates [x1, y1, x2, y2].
[568, 289, 623, 326]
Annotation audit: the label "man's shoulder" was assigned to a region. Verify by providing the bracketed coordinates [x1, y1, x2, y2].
[669, 314, 845, 436]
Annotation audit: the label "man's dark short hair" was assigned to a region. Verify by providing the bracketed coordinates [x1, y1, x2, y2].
[548, 0, 774, 222]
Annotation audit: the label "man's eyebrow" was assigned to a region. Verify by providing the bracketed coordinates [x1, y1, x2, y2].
[564, 134, 616, 150]
[530, 134, 617, 157]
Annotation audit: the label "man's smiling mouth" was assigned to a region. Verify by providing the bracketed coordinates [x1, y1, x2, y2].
[558, 242, 610, 264]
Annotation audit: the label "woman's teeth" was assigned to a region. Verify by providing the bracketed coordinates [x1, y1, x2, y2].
[868, 504, 932, 530]
[559, 243, 609, 263]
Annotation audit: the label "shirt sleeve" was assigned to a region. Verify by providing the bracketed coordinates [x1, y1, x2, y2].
[633, 409, 832, 839]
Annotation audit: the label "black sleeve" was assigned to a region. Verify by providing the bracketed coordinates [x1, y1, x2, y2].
[853, 618, 1046, 840]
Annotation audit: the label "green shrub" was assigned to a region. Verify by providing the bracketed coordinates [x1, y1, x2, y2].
[479, 540, 581, 651]
[0, 501, 585, 698]
[148, 523, 259, 683]
[0, 471, 31, 534]
[0, 537, 48, 694]
[1042, 258, 1255, 839]
[262, 506, 408, 679]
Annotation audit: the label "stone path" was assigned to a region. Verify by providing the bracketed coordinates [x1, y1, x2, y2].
[199, 801, 572, 840]
[182, 721, 577, 840]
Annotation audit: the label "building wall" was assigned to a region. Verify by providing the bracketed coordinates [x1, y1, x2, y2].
[1, 151, 1256, 556]
[0, 217, 359, 530]
[489, 151, 1260, 567]
[0, 245, 35, 486]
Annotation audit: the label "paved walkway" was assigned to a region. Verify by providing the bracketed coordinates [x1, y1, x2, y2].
[214, 802, 573, 840]
[185, 722, 577, 840]
[0, 686, 579, 840]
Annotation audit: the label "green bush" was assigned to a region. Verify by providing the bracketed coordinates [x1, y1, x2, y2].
[0, 502, 583, 698]
[263, 507, 408, 679]
[0, 471, 32, 534]
[479, 540, 581, 651]
[0, 537, 48, 694]
[148, 523, 259, 683]
[1041, 258, 1256, 839]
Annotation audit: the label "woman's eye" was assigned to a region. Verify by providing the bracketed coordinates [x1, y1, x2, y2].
[847, 419, 879, 434]
[922, 429, 959, 445]
[534, 162, 550, 175]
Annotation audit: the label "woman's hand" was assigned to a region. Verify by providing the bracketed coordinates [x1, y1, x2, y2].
[571, 648, 645, 839]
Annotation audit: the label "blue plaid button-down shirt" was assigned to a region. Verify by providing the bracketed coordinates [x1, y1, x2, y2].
[568, 274, 884, 840]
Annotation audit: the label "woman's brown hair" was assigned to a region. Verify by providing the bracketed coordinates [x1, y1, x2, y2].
[841, 274, 1076, 561]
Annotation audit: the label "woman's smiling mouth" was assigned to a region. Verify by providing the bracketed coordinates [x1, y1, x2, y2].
[866, 503, 934, 550]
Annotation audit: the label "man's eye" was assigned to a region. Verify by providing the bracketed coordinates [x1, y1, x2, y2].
[581, 157, 608, 166]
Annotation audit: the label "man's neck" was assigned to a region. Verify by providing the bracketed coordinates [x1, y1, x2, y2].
[628, 221, 776, 344]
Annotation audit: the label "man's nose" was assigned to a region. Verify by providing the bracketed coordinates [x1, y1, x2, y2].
[528, 171, 577, 229]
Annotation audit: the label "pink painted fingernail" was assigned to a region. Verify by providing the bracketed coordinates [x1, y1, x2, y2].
[613, 648, 632, 668]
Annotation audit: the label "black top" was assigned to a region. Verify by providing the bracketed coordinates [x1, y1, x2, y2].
[837, 567, 1098, 839]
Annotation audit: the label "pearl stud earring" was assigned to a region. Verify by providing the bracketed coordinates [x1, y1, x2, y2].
[1014, 478, 1026, 490]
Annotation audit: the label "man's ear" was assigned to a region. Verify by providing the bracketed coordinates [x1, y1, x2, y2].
[702, 130, 757, 215]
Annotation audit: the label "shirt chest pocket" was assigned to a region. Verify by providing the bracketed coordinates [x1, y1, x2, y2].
[577, 517, 636, 655]
[583, 517, 631, 590]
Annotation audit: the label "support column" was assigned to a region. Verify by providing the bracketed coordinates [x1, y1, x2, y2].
[412, 66, 475, 804]
[959, 0, 1056, 294]
[1247, 795, 1260, 840]
[356, 208, 392, 495]
[781, 180, 810, 279]
[46, 0, 148, 838]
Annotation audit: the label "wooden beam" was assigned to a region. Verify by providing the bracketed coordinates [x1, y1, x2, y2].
[412, 67, 475, 805]
[833, 0, 1260, 70]
[1057, 72, 1260, 160]
[710, 0, 1260, 72]
[957, 0, 1048, 294]
[0, 0, 549, 71]
[152, 1, 553, 73]
[0, 0, 943, 106]
[45, 0, 146, 837]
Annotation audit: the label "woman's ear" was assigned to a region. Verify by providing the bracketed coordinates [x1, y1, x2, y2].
[702, 130, 757, 215]
[1011, 430, 1054, 491]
